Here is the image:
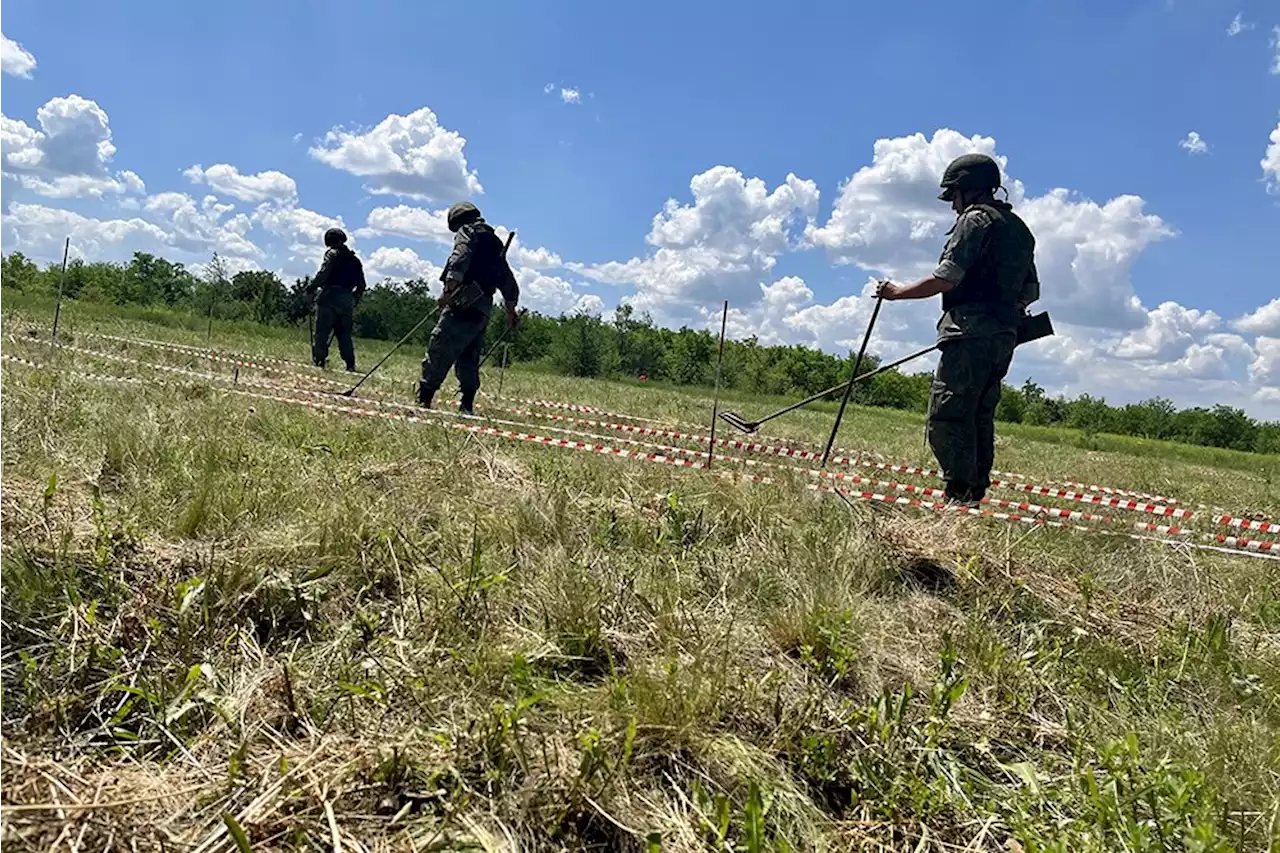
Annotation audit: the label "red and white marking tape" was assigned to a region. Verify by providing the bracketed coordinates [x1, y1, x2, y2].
[25, 325, 326, 374]
[490, 395, 1202, 510]
[16, 330, 1268, 524]
[9, 340, 1259, 530]
[17, 326, 348, 389]
[5, 352, 1276, 560]
[16, 327, 1213, 512]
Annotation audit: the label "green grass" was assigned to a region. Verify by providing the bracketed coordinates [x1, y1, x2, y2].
[2, 303, 1280, 851]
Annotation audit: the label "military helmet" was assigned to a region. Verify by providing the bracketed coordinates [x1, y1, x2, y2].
[938, 153, 1002, 201]
[323, 227, 347, 248]
[447, 201, 482, 232]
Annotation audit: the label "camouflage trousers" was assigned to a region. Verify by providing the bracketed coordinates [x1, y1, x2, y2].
[927, 333, 1017, 501]
[314, 303, 355, 370]
[419, 305, 490, 396]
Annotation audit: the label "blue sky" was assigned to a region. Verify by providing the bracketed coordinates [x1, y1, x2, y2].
[3, 0, 1279, 416]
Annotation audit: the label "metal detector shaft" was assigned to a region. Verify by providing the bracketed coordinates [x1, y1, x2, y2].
[477, 307, 525, 369]
[719, 343, 940, 433]
[341, 307, 441, 397]
[820, 296, 882, 467]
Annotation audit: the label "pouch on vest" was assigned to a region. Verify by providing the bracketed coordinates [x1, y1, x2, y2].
[443, 279, 487, 311]
[1016, 311, 1054, 346]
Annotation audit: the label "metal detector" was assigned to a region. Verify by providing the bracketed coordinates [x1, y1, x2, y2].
[719, 311, 1054, 435]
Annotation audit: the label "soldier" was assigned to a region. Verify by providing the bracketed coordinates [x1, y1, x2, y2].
[874, 153, 1039, 507]
[416, 202, 520, 414]
[306, 227, 366, 371]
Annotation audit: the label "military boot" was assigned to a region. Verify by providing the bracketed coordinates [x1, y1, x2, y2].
[459, 389, 477, 417]
[416, 382, 436, 408]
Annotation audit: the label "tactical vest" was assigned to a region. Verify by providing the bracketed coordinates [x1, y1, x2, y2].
[940, 202, 1035, 314]
[320, 248, 362, 295]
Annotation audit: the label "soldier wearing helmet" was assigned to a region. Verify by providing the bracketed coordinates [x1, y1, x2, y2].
[306, 227, 367, 371]
[416, 202, 520, 414]
[874, 153, 1040, 507]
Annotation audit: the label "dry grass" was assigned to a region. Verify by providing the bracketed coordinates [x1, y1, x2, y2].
[3, 310, 1280, 851]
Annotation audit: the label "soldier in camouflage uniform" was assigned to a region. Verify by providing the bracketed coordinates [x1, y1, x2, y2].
[875, 153, 1039, 507]
[416, 202, 520, 414]
[306, 228, 367, 371]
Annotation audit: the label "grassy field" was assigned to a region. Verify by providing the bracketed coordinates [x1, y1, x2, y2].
[3, 302, 1279, 852]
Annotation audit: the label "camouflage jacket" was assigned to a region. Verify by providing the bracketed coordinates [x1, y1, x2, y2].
[933, 201, 1038, 342]
[439, 220, 520, 312]
[308, 245, 367, 308]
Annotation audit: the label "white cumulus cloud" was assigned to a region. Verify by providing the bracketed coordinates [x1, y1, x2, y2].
[356, 204, 452, 245]
[1179, 131, 1208, 155]
[309, 106, 482, 202]
[1, 96, 145, 199]
[1112, 302, 1220, 361]
[253, 202, 348, 275]
[1263, 120, 1280, 193]
[516, 267, 602, 316]
[184, 163, 297, 204]
[1237, 297, 1280, 336]
[569, 166, 820, 323]
[1249, 337, 1280, 388]
[1, 32, 37, 78]
[364, 246, 442, 283]
[142, 191, 263, 260]
[560, 88, 582, 105]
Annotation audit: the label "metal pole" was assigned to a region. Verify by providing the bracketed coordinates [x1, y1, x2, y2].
[498, 342, 509, 396]
[341, 305, 441, 397]
[50, 237, 70, 342]
[206, 279, 218, 346]
[819, 295, 883, 468]
[707, 300, 729, 470]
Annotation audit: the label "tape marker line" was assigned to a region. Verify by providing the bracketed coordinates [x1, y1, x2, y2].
[22, 326, 1209, 510]
[6, 353, 1276, 560]
[14, 340, 1256, 530]
[37, 325, 1268, 519]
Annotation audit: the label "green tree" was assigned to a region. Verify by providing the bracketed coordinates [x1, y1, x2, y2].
[553, 312, 611, 377]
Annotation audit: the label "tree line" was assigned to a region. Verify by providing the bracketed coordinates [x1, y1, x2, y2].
[4, 249, 1278, 455]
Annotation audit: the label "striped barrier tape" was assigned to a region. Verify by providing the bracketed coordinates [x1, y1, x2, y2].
[1, 344, 1124, 527]
[21, 324, 327, 375]
[15, 330, 1262, 525]
[17, 326, 349, 389]
[5, 353, 1276, 560]
[30, 325, 1272, 520]
[10, 338, 1254, 530]
[484, 395, 1206, 510]
[15, 326, 1209, 512]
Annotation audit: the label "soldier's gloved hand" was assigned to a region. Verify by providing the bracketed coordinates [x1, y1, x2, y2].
[506, 304, 520, 329]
